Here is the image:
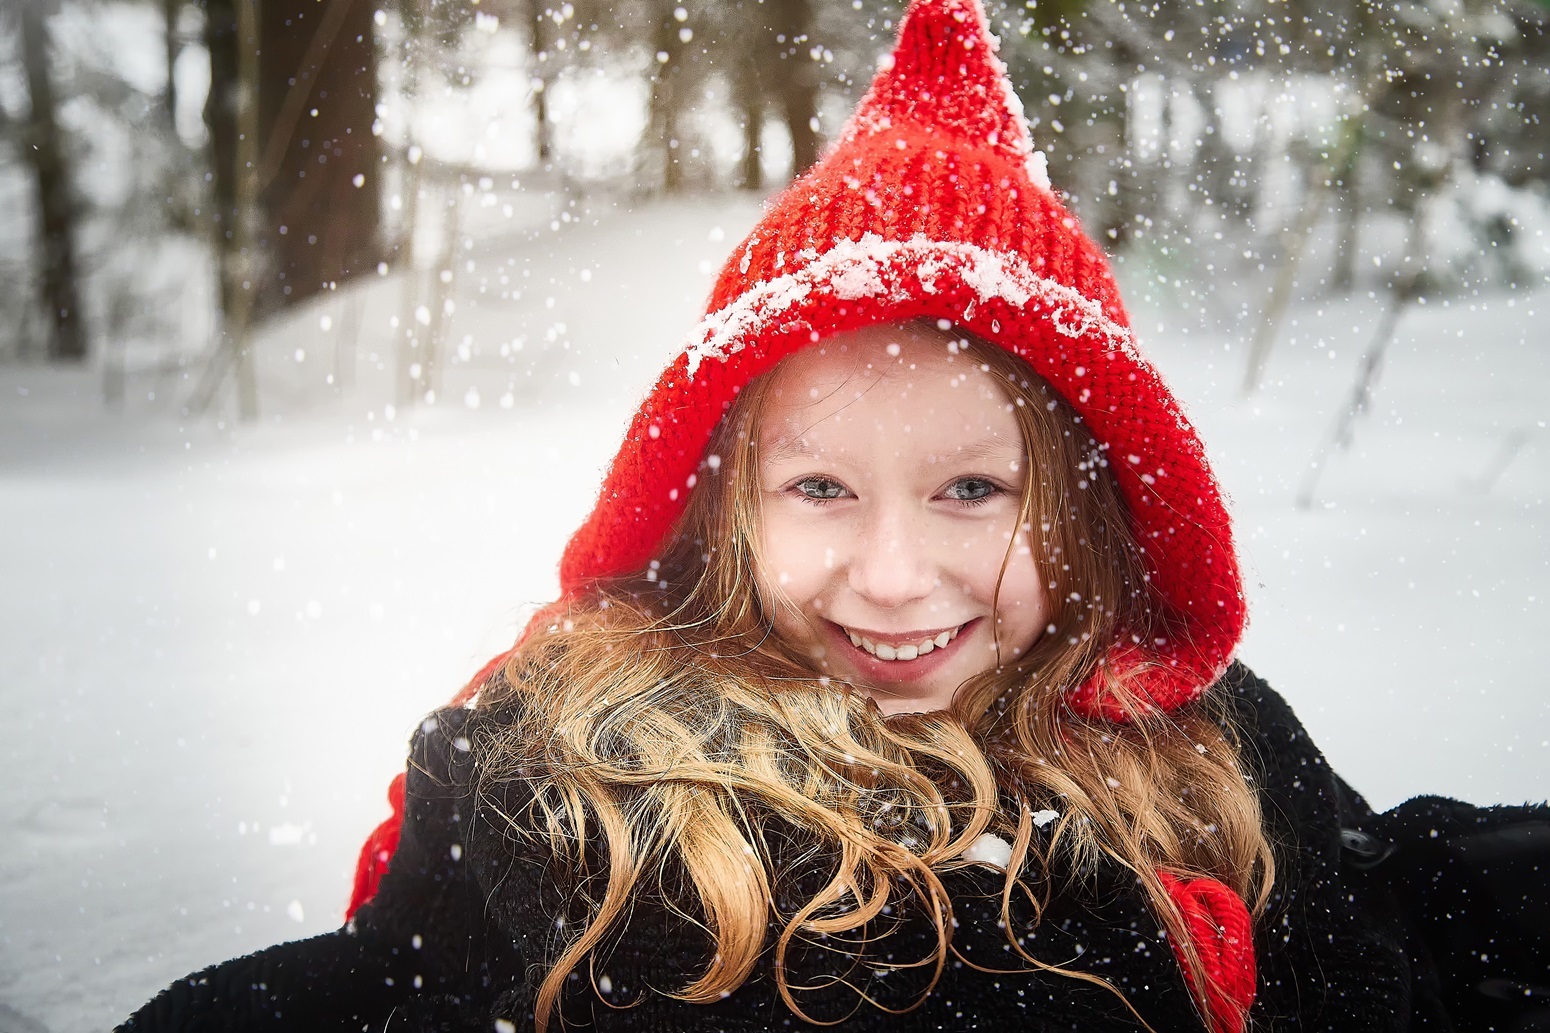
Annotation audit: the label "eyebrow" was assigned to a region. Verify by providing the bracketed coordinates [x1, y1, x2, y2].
[939, 437, 1024, 464]
[762, 437, 819, 466]
[762, 434, 1022, 467]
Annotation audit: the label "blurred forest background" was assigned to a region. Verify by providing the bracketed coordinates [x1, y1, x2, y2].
[0, 0, 1546, 412]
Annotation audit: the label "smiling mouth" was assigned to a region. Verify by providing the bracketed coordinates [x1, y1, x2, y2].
[838, 622, 967, 662]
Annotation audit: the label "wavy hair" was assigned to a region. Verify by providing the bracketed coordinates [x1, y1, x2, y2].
[471, 327, 1274, 1032]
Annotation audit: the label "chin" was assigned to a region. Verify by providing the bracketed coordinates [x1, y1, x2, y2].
[865, 691, 953, 716]
[847, 673, 961, 715]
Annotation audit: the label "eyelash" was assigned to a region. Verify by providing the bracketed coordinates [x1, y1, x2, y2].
[789, 477, 849, 505]
[786, 477, 1006, 507]
[946, 478, 1001, 507]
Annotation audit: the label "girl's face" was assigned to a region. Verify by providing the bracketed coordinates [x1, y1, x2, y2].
[754, 324, 1049, 714]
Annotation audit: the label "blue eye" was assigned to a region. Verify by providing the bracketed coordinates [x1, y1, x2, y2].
[943, 478, 1000, 503]
[793, 477, 849, 501]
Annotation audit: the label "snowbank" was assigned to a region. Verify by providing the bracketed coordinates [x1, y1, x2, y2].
[0, 194, 1544, 1032]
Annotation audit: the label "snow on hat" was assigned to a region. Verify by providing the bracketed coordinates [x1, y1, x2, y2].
[558, 0, 1245, 723]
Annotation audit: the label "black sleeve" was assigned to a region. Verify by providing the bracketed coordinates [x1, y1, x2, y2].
[117, 708, 502, 1032]
[1216, 663, 1453, 1032]
[1360, 795, 1550, 1031]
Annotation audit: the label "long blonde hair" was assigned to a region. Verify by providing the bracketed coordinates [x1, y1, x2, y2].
[472, 329, 1274, 1031]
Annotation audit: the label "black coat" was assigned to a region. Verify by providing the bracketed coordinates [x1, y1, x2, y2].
[119, 665, 1549, 1032]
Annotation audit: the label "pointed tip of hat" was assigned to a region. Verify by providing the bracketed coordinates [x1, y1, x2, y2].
[892, 0, 1000, 74]
[841, 0, 1049, 190]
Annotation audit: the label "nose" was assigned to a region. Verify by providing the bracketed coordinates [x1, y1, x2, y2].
[846, 501, 935, 608]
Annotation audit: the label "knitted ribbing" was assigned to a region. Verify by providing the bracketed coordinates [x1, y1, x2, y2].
[1158, 870, 1258, 1033]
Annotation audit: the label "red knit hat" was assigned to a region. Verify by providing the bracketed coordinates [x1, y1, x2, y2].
[352, 2, 1255, 1026]
[558, 0, 1244, 723]
[548, 4, 1254, 1025]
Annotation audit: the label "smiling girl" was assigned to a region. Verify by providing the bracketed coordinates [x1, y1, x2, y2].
[754, 326, 1055, 714]
[119, 0, 1535, 1031]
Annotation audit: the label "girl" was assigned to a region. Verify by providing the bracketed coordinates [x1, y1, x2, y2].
[121, 0, 1545, 1030]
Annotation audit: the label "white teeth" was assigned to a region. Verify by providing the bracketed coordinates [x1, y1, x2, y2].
[843, 624, 963, 661]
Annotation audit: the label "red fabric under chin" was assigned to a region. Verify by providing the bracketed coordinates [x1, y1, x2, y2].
[347, 648, 513, 918]
[347, 771, 405, 921]
[347, 648, 515, 918]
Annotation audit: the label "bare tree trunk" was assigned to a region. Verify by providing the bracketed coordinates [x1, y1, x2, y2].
[523, 0, 552, 166]
[1294, 263, 1420, 510]
[229, 0, 262, 417]
[203, 0, 381, 323]
[20, 0, 88, 363]
[734, 55, 764, 192]
[333, 288, 364, 392]
[1094, 94, 1136, 247]
[257, 0, 381, 315]
[191, 0, 261, 418]
[1331, 188, 1360, 293]
[1295, 93, 1456, 508]
[1241, 112, 1365, 396]
[164, 0, 182, 124]
[1241, 186, 1320, 395]
[648, 1, 687, 193]
[394, 2, 427, 405]
[1193, 79, 1248, 220]
[1331, 126, 1364, 292]
[417, 186, 462, 400]
[204, 0, 240, 326]
[767, 0, 818, 177]
[393, 174, 422, 406]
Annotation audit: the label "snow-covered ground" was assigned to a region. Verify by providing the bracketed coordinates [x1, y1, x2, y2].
[1, 193, 1546, 1032]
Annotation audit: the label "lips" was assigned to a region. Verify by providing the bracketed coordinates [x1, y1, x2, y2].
[838, 622, 966, 662]
[818, 617, 983, 697]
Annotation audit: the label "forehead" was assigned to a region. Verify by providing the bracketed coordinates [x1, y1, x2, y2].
[758, 326, 1019, 456]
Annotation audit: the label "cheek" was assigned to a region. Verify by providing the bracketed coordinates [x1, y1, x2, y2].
[958, 518, 1032, 590]
[969, 523, 1047, 618]
[756, 511, 835, 605]
[999, 554, 1047, 614]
